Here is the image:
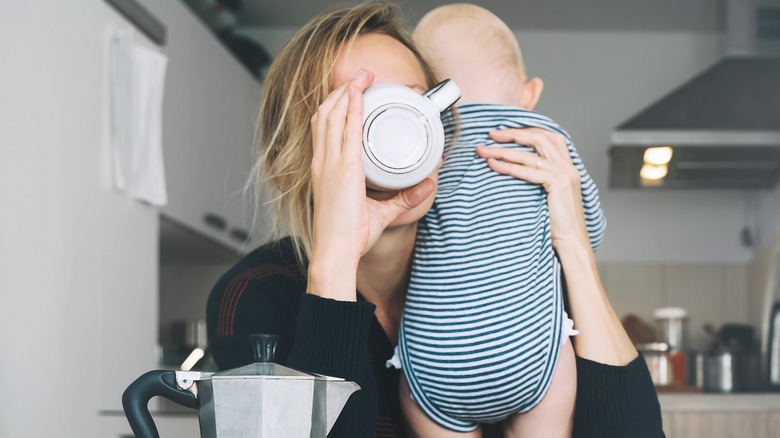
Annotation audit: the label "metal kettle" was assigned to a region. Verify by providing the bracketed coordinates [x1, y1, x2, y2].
[122, 333, 360, 437]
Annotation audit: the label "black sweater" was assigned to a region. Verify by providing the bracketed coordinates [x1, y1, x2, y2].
[207, 238, 664, 437]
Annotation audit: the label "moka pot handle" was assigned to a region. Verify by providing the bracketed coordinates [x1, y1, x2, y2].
[122, 370, 198, 438]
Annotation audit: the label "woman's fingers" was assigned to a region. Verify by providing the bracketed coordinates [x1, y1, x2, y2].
[343, 72, 373, 161]
[482, 155, 547, 185]
[312, 69, 374, 168]
[311, 85, 344, 174]
[476, 147, 544, 167]
[475, 147, 547, 183]
[311, 72, 367, 178]
[370, 178, 435, 232]
[484, 127, 579, 183]
[489, 128, 570, 162]
[323, 84, 351, 162]
[327, 70, 374, 160]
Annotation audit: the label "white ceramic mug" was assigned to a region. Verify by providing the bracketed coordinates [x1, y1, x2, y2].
[361, 79, 460, 191]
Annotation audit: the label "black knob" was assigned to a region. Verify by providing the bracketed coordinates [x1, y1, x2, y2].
[203, 213, 227, 231]
[250, 333, 278, 363]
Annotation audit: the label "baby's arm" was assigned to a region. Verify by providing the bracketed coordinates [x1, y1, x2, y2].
[563, 139, 607, 251]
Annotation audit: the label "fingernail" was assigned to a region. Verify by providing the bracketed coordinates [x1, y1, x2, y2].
[352, 69, 365, 80]
[349, 86, 356, 98]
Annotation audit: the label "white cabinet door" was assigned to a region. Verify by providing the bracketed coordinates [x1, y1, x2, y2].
[98, 0, 162, 415]
[146, 0, 266, 252]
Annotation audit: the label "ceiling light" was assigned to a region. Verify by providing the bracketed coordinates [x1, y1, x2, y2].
[644, 146, 674, 165]
[640, 163, 668, 180]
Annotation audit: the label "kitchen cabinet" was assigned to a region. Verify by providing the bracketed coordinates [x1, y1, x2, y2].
[145, 0, 268, 253]
[2, 1, 166, 436]
[96, 0, 162, 415]
[95, 206, 159, 412]
[659, 393, 780, 438]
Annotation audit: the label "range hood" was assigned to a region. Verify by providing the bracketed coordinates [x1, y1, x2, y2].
[609, 0, 780, 189]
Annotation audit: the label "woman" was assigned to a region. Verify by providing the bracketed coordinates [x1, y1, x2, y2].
[206, 2, 664, 437]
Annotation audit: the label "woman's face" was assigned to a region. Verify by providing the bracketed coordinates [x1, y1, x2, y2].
[332, 33, 439, 227]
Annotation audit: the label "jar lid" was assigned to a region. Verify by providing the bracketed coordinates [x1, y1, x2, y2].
[653, 307, 688, 319]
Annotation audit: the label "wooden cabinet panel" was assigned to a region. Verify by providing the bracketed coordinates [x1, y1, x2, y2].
[600, 263, 665, 324]
[660, 394, 780, 438]
[663, 411, 780, 438]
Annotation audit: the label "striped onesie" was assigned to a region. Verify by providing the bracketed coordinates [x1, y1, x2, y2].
[390, 103, 606, 432]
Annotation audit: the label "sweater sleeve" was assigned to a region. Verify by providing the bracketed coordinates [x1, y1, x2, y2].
[573, 353, 666, 438]
[286, 294, 378, 438]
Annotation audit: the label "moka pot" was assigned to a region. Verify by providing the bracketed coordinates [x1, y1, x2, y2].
[122, 334, 360, 437]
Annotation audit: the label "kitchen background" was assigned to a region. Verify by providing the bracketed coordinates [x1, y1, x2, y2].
[1, 0, 779, 437]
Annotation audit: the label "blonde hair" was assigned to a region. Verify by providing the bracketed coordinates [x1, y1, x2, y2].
[414, 3, 527, 94]
[252, 1, 437, 267]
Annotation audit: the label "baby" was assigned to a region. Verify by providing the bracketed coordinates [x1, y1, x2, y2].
[387, 4, 607, 437]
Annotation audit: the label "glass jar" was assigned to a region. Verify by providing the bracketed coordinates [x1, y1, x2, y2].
[653, 307, 688, 352]
[638, 342, 674, 387]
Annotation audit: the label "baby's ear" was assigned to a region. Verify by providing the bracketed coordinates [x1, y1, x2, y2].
[520, 77, 544, 110]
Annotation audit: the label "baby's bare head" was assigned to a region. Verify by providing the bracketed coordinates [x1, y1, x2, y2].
[414, 3, 536, 106]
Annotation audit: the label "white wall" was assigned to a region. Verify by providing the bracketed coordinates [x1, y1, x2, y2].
[756, 185, 780, 251]
[748, 186, 780, 337]
[0, 2, 158, 437]
[599, 261, 748, 350]
[514, 30, 756, 263]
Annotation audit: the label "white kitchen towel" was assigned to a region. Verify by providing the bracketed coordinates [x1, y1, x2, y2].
[111, 32, 169, 206]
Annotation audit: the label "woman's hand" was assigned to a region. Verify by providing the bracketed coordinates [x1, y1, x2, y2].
[475, 128, 590, 254]
[307, 69, 435, 301]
